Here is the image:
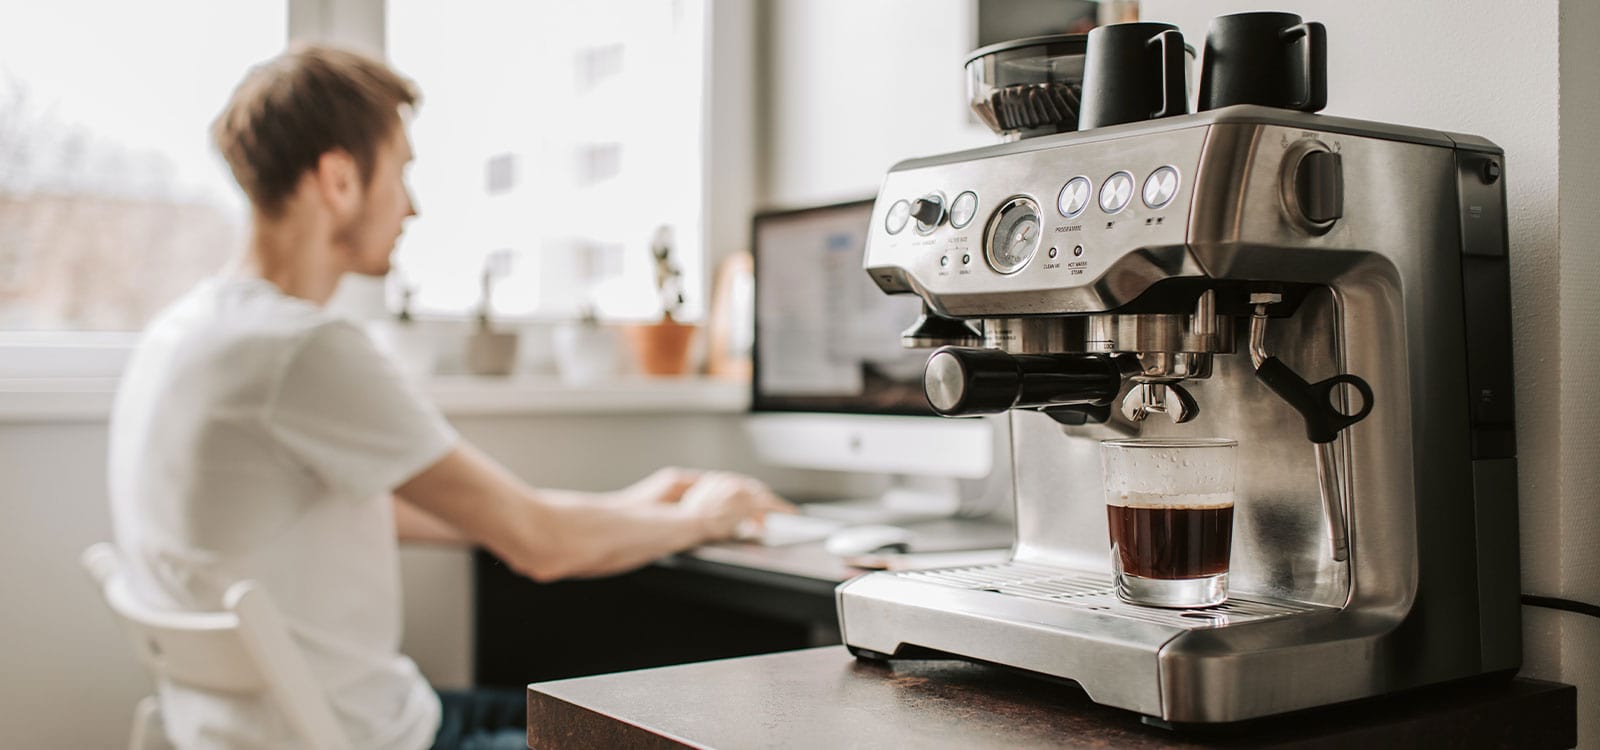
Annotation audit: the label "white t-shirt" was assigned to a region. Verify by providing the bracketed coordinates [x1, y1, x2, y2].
[109, 276, 459, 750]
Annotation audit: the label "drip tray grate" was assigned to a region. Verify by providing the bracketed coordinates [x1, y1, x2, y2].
[895, 561, 1328, 630]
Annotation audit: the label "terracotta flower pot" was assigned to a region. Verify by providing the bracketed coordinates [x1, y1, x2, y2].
[466, 330, 519, 376]
[622, 320, 698, 376]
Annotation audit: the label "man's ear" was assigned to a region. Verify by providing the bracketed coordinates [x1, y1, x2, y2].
[314, 149, 362, 216]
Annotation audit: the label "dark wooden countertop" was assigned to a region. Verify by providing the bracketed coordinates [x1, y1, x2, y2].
[527, 646, 1576, 749]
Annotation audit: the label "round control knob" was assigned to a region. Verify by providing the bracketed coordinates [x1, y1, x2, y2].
[911, 193, 946, 234]
[1293, 150, 1343, 225]
[1280, 142, 1344, 234]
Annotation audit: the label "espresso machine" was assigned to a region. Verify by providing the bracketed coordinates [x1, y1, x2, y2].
[836, 16, 1520, 724]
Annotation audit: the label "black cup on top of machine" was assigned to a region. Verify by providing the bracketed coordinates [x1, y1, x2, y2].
[1197, 11, 1327, 112]
[1078, 22, 1191, 130]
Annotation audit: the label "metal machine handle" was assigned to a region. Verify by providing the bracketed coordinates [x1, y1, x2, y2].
[1254, 357, 1374, 443]
[922, 346, 1124, 417]
[1250, 296, 1372, 562]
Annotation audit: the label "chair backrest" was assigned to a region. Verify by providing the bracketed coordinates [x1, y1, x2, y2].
[81, 543, 352, 750]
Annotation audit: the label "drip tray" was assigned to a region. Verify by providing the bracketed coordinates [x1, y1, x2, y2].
[895, 560, 1329, 630]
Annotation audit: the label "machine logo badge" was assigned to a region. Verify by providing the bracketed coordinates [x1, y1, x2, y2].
[1099, 172, 1134, 214]
[1142, 166, 1180, 208]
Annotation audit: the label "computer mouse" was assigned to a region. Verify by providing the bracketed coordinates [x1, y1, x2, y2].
[824, 524, 915, 556]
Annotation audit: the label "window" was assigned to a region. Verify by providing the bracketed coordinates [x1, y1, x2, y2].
[385, 0, 708, 322]
[0, 0, 288, 331]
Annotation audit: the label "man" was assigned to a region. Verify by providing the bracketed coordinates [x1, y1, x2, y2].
[108, 45, 790, 750]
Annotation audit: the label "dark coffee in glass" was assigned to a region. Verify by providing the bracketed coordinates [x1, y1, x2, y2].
[1101, 438, 1237, 608]
[1106, 503, 1234, 579]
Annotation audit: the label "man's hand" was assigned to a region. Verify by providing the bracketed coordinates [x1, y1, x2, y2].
[677, 472, 795, 542]
[612, 467, 702, 507]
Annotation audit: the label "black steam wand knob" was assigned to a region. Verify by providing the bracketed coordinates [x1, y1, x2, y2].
[922, 346, 1126, 417]
[1249, 294, 1373, 563]
[910, 195, 945, 228]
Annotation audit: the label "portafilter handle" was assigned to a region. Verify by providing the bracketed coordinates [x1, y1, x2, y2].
[922, 346, 1125, 417]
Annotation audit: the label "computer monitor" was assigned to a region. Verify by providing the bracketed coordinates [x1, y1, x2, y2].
[746, 200, 1009, 522]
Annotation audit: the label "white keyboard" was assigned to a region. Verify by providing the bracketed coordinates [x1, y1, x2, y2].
[748, 512, 847, 547]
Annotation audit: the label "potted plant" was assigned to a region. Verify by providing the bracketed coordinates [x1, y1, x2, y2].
[465, 250, 519, 376]
[621, 226, 697, 376]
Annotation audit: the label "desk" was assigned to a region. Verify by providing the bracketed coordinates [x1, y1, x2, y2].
[526, 647, 1578, 749]
[473, 516, 1012, 686]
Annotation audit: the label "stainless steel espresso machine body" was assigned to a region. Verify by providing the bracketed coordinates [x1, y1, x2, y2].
[835, 104, 1520, 723]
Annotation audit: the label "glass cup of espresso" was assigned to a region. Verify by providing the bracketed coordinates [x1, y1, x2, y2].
[1101, 437, 1237, 608]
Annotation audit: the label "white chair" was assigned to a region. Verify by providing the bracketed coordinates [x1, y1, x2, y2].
[80, 543, 351, 750]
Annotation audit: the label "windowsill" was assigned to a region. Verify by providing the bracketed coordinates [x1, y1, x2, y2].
[0, 375, 750, 423]
[424, 375, 750, 416]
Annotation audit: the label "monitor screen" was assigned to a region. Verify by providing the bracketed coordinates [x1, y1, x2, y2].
[750, 200, 932, 416]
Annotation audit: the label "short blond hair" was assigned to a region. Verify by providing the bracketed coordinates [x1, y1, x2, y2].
[211, 44, 418, 215]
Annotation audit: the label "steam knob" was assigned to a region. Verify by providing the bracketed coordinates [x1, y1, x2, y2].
[1293, 150, 1343, 226]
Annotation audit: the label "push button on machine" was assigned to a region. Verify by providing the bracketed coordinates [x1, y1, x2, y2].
[1099, 171, 1134, 214]
[885, 200, 911, 234]
[950, 191, 979, 228]
[1142, 166, 1180, 208]
[1058, 176, 1092, 218]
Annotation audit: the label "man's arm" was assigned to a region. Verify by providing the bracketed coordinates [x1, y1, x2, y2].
[393, 495, 471, 545]
[393, 467, 700, 545]
[393, 442, 788, 582]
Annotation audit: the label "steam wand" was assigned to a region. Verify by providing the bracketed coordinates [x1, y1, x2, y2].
[1249, 293, 1374, 563]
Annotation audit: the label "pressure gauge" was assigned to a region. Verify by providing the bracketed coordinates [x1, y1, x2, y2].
[985, 197, 1042, 275]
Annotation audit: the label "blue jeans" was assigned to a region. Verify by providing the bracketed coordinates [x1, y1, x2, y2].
[432, 688, 526, 750]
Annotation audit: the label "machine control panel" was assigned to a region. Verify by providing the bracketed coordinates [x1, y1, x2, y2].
[864, 124, 1207, 314]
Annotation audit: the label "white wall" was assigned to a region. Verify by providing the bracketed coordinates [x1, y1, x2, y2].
[761, 0, 995, 207]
